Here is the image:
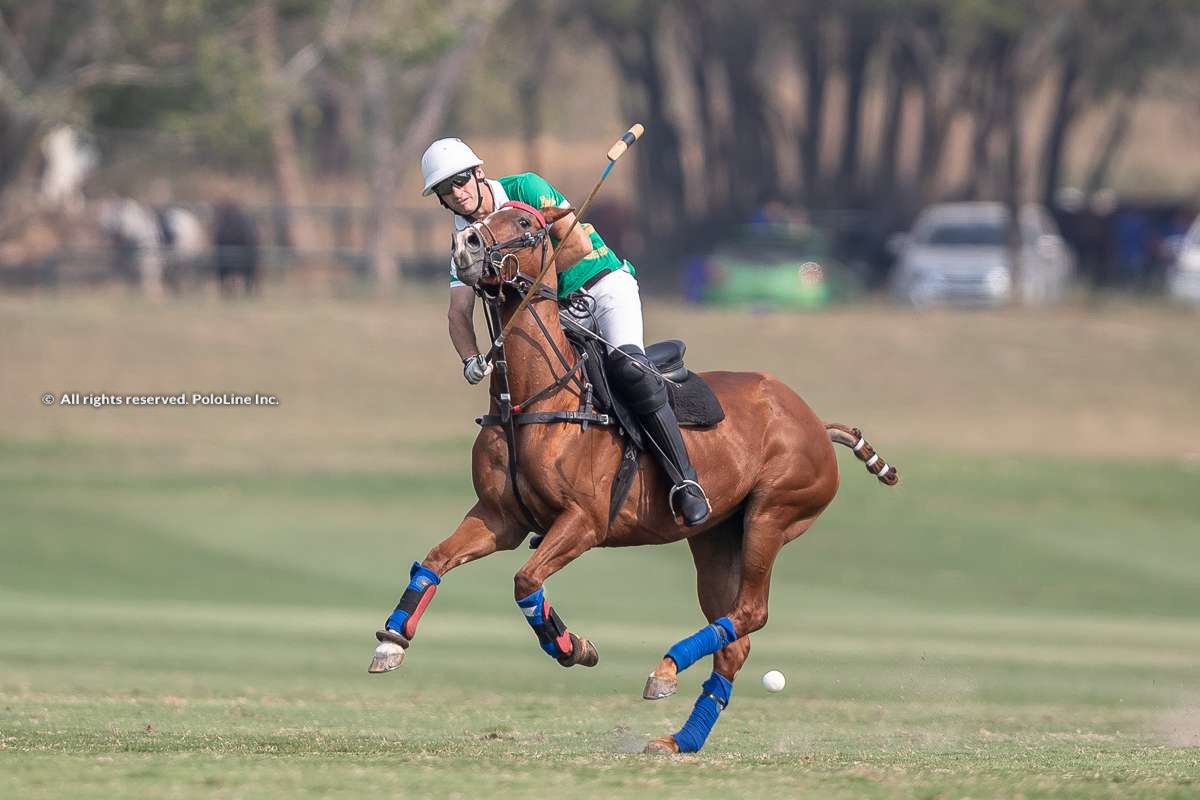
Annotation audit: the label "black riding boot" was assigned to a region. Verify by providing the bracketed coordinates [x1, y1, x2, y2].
[639, 403, 711, 527]
[607, 344, 711, 528]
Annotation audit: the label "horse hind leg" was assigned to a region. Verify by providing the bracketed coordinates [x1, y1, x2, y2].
[645, 517, 753, 754]
[642, 512, 746, 701]
[644, 502, 821, 753]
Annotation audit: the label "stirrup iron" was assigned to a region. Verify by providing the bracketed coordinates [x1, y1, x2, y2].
[669, 479, 710, 520]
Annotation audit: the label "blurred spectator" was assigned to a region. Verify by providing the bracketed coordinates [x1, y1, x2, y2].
[156, 206, 207, 292]
[1161, 210, 1194, 258]
[1156, 209, 1195, 290]
[1114, 206, 1152, 289]
[748, 196, 811, 234]
[1051, 187, 1087, 263]
[212, 199, 260, 297]
[39, 126, 96, 213]
[749, 196, 789, 227]
[1078, 190, 1118, 289]
[98, 196, 165, 299]
[681, 254, 711, 304]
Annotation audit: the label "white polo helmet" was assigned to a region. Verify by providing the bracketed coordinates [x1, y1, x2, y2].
[420, 138, 483, 196]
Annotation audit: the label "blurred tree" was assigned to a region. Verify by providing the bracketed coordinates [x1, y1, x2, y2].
[677, 4, 725, 208]
[834, 0, 884, 204]
[1034, 0, 1200, 203]
[1076, 0, 1199, 195]
[874, 24, 911, 203]
[708, 1, 780, 215]
[584, 0, 687, 255]
[356, 0, 510, 288]
[255, 0, 315, 251]
[503, 0, 558, 174]
[790, 2, 830, 204]
[0, 1, 196, 207]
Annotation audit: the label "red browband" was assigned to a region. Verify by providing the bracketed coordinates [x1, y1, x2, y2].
[501, 200, 547, 229]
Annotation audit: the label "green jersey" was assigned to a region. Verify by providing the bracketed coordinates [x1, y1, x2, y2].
[496, 172, 633, 297]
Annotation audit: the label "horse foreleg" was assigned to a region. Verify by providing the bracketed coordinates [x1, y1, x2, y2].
[646, 520, 751, 754]
[367, 503, 524, 673]
[512, 506, 601, 667]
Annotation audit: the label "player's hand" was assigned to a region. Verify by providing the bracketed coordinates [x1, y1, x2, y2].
[462, 354, 493, 385]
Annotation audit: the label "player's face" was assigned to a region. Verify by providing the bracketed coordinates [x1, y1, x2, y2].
[437, 168, 485, 217]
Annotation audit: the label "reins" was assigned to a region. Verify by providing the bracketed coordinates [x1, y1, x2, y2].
[474, 207, 597, 415]
[471, 204, 611, 536]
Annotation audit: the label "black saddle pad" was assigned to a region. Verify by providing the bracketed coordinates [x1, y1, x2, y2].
[667, 375, 724, 427]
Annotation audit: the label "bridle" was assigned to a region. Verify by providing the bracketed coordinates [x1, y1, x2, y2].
[465, 201, 611, 536]
[469, 201, 554, 299]
[469, 201, 589, 408]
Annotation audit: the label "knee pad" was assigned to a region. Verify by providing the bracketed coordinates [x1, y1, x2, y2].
[607, 344, 667, 415]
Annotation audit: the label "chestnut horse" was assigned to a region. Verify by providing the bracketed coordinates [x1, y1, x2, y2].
[369, 202, 898, 754]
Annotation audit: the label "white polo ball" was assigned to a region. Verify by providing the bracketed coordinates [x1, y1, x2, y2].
[761, 669, 786, 692]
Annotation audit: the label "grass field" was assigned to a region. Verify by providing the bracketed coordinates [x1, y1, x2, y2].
[2, 293, 1199, 798]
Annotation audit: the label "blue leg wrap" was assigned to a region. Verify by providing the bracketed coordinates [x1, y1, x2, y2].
[666, 617, 737, 673]
[673, 672, 733, 753]
[517, 587, 573, 660]
[384, 561, 441, 637]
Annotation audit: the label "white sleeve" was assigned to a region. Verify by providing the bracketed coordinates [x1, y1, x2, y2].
[449, 217, 469, 288]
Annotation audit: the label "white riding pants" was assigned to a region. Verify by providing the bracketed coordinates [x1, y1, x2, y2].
[565, 268, 644, 353]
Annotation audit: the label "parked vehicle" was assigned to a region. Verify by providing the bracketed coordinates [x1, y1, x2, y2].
[1167, 214, 1200, 303]
[889, 202, 1073, 307]
[685, 223, 859, 310]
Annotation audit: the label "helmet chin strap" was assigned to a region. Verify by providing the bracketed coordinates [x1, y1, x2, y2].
[437, 174, 487, 219]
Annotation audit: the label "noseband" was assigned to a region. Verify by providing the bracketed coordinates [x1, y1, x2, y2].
[473, 201, 552, 294]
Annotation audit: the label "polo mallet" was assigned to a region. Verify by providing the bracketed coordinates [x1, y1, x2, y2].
[486, 123, 644, 361]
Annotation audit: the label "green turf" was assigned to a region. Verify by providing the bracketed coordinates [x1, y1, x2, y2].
[2, 445, 1199, 798]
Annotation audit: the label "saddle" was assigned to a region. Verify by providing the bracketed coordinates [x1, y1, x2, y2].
[561, 326, 724, 534]
[563, 327, 725, 453]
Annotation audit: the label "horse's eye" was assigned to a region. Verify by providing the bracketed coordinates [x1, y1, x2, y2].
[519, 218, 531, 229]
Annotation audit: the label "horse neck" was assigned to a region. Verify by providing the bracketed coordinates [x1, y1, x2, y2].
[497, 293, 577, 409]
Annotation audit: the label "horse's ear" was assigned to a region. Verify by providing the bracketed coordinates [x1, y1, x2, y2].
[541, 205, 575, 225]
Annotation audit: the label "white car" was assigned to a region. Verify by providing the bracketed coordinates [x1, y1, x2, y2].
[890, 202, 1074, 307]
[1168, 215, 1200, 303]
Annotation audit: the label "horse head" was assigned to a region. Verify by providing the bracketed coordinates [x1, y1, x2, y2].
[451, 202, 573, 294]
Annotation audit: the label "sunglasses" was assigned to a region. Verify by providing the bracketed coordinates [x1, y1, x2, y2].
[434, 170, 475, 196]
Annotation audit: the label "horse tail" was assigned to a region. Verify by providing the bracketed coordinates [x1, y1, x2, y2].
[825, 423, 899, 486]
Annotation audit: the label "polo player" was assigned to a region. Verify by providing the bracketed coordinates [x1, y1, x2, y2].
[421, 137, 711, 528]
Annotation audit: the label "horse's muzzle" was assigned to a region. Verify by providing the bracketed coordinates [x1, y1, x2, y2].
[452, 226, 487, 285]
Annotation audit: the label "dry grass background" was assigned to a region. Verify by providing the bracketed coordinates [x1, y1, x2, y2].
[2, 290, 1198, 471]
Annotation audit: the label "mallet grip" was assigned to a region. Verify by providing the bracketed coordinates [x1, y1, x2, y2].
[606, 123, 644, 161]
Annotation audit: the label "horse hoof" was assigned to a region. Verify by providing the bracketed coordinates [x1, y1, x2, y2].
[643, 736, 680, 754]
[575, 637, 599, 667]
[642, 674, 677, 700]
[558, 634, 600, 668]
[367, 640, 406, 673]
